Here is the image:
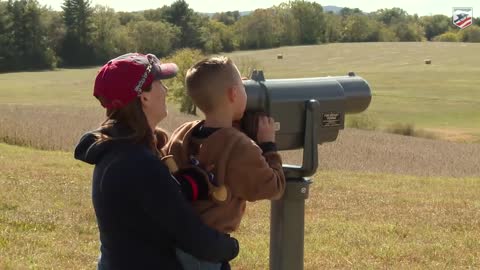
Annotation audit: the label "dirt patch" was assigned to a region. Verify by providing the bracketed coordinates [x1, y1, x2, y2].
[282, 128, 480, 178]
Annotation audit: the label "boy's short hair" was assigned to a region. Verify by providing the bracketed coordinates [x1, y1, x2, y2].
[185, 56, 241, 113]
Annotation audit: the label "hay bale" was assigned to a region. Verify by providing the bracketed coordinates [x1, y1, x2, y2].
[277, 54, 283, 60]
[425, 59, 432, 64]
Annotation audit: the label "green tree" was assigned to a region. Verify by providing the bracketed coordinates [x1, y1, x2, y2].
[421, 15, 450, 40]
[323, 12, 342, 42]
[162, 48, 205, 115]
[341, 14, 372, 42]
[5, 0, 56, 70]
[117, 11, 144, 25]
[91, 5, 120, 62]
[459, 25, 480, 42]
[143, 7, 167, 22]
[373, 8, 408, 26]
[392, 22, 424, 41]
[161, 0, 204, 49]
[289, 0, 325, 44]
[377, 25, 398, 41]
[61, 0, 95, 65]
[112, 25, 136, 54]
[200, 21, 223, 53]
[234, 8, 281, 49]
[339, 7, 363, 17]
[218, 23, 235, 52]
[42, 9, 65, 61]
[212, 11, 240, 25]
[273, 3, 301, 45]
[200, 20, 234, 53]
[0, 1, 12, 70]
[371, 8, 425, 41]
[127, 20, 180, 57]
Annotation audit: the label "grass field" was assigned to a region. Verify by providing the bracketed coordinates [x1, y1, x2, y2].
[1, 43, 480, 142]
[1, 42, 480, 269]
[1, 143, 479, 269]
[228, 42, 480, 141]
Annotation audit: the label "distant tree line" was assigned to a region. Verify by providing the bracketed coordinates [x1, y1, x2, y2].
[1, 0, 480, 72]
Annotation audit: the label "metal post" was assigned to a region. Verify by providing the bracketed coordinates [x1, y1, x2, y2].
[270, 178, 311, 270]
[269, 99, 319, 270]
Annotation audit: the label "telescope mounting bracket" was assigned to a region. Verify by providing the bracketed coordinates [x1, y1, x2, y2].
[251, 69, 265, 82]
[282, 99, 320, 178]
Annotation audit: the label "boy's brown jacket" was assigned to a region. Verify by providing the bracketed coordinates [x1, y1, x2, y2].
[163, 120, 286, 233]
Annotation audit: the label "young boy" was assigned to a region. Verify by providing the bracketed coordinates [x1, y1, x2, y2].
[163, 56, 286, 269]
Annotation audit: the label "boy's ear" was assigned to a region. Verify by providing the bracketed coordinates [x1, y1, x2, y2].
[227, 87, 237, 103]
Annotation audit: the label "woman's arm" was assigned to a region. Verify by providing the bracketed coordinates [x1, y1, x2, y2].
[137, 158, 239, 262]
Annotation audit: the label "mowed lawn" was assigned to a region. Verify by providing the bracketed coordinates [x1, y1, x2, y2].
[0, 143, 479, 269]
[227, 42, 480, 141]
[1, 42, 479, 141]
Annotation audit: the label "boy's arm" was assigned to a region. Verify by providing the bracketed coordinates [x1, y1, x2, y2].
[226, 137, 286, 201]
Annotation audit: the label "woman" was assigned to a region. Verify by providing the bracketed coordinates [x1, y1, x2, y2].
[74, 53, 239, 269]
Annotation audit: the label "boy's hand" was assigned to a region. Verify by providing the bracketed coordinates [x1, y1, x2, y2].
[257, 115, 276, 143]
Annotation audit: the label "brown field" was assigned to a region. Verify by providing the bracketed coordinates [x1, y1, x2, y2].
[0, 104, 197, 151]
[1, 104, 479, 178]
[292, 128, 480, 178]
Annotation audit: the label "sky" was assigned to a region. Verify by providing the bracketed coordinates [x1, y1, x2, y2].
[36, 0, 478, 17]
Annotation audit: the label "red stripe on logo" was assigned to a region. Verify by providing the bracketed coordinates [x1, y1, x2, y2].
[457, 17, 471, 26]
[460, 20, 472, 29]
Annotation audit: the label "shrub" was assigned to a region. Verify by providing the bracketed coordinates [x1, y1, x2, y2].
[459, 25, 480, 42]
[162, 48, 205, 115]
[433, 31, 460, 42]
[346, 114, 378, 131]
[386, 123, 437, 139]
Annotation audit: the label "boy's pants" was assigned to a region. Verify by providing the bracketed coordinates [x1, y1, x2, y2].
[176, 248, 222, 270]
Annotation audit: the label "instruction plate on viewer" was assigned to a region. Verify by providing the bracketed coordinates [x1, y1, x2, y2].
[321, 112, 341, 127]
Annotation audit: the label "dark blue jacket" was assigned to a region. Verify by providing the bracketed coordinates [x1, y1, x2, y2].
[74, 126, 239, 270]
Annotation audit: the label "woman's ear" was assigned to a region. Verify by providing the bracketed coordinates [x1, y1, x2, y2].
[140, 92, 150, 106]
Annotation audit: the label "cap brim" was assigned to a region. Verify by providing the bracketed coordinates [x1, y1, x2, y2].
[156, 63, 178, 80]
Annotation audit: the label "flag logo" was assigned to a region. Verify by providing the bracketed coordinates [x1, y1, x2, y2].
[453, 7, 473, 29]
